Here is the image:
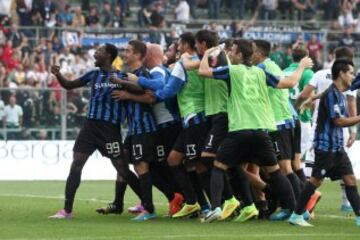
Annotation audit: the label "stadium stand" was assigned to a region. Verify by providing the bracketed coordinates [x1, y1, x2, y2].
[0, 0, 360, 140]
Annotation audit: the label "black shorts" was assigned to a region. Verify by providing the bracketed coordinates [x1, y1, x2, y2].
[124, 132, 157, 164]
[73, 119, 124, 160]
[312, 150, 354, 181]
[217, 130, 277, 168]
[172, 122, 209, 162]
[155, 122, 182, 163]
[269, 128, 294, 161]
[203, 113, 228, 154]
[293, 119, 301, 154]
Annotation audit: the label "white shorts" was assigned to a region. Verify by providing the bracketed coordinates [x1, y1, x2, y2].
[300, 121, 313, 157]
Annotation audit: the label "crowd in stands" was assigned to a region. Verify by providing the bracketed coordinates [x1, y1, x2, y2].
[0, 0, 360, 140]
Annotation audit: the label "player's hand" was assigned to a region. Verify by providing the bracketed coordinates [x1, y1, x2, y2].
[126, 73, 138, 82]
[299, 98, 313, 114]
[145, 90, 156, 104]
[110, 75, 121, 84]
[50, 65, 60, 76]
[111, 90, 130, 100]
[299, 56, 314, 69]
[346, 132, 356, 148]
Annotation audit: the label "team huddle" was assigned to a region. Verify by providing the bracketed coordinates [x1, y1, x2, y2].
[48, 30, 360, 227]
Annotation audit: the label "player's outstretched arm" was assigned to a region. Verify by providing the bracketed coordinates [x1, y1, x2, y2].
[333, 115, 360, 127]
[51, 65, 87, 90]
[276, 57, 313, 89]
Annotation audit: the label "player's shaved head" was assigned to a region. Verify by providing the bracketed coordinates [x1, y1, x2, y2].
[144, 43, 164, 68]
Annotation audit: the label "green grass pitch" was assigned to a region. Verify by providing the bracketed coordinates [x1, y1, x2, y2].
[0, 181, 359, 240]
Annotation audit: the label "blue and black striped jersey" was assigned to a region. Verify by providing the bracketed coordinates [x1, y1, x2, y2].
[123, 67, 158, 136]
[314, 84, 347, 152]
[79, 69, 123, 125]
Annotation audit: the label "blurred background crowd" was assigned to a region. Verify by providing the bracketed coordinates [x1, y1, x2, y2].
[0, 0, 360, 140]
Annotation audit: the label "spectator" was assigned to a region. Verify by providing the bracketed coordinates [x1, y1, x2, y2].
[186, 0, 197, 19]
[138, 4, 152, 27]
[111, 6, 124, 28]
[292, 0, 307, 20]
[119, 0, 130, 17]
[175, 0, 190, 22]
[16, 0, 33, 28]
[21, 91, 36, 128]
[260, 0, 278, 20]
[0, 17, 9, 45]
[338, 26, 356, 50]
[303, 0, 317, 21]
[58, 47, 76, 71]
[306, 34, 323, 62]
[57, 4, 74, 26]
[38, 129, 48, 140]
[85, 6, 100, 27]
[3, 96, 23, 139]
[208, 0, 222, 19]
[39, 0, 57, 26]
[0, 63, 6, 87]
[229, 0, 245, 19]
[8, 24, 23, 49]
[71, 6, 86, 28]
[324, 0, 341, 21]
[149, 13, 167, 49]
[279, 0, 294, 20]
[52, 35, 63, 53]
[102, 1, 113, 27]
[338, 1, 355, 29]
[7, 64, 26, 86]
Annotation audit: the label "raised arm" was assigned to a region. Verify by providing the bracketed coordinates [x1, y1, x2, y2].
[51, 65, 87, 90]
[275, 57, 314, 89]
[199, 48, 214, 78]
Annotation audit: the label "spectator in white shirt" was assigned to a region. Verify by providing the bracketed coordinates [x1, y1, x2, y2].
[175, 0, 190, 22]
[3, 96, 23, 140]
[3, 96, 23, 128]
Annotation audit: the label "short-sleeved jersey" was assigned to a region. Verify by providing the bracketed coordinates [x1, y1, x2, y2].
[284, 62, 314, 122]
[123, 67, 157, 136]
[314, 84, 347, 152]
[79, 69, 122, 125]
[309, 68, 356, 126]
